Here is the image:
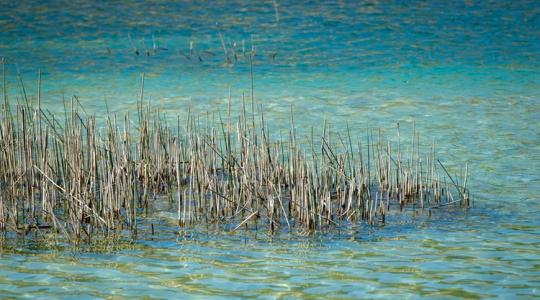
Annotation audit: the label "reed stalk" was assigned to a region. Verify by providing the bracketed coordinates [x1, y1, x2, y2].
[0, 74, 471, 242]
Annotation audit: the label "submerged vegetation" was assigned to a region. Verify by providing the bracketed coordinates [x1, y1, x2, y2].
[0, 65, 470, 243]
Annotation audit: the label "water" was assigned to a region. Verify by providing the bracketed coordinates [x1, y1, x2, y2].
[1, 0, 539, 298]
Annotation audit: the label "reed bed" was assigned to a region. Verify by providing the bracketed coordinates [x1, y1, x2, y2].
[0, 72, 470, 242]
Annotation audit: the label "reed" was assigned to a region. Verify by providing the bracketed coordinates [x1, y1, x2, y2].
[0, 72, 471, 242]
[272, 0, 280, 27]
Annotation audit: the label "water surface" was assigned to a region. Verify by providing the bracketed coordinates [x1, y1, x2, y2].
[1, 0, 539, 298]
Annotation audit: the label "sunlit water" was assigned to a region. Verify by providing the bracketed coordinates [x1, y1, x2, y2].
[1, 0, 539, 298]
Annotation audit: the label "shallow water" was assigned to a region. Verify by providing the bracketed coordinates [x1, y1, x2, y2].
[1, 0, 539, 298]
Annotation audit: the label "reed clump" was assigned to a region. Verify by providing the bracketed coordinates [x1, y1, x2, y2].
[0, 73, 470, 242]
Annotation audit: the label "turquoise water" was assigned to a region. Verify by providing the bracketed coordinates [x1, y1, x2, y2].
[1, 0, 539, 298]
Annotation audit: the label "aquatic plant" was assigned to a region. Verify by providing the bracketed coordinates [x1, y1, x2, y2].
[0, 68, 470, 242]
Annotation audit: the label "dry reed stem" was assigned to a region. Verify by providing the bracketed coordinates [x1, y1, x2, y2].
[0, 74, 471, 242]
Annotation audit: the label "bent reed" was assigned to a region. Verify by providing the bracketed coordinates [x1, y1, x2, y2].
[0, 70, 470, 242]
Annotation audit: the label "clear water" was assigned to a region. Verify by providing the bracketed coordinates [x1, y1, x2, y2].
[1, 0, 539, 298]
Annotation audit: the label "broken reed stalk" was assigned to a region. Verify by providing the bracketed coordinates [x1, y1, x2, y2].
[0, 76, 471, 242]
